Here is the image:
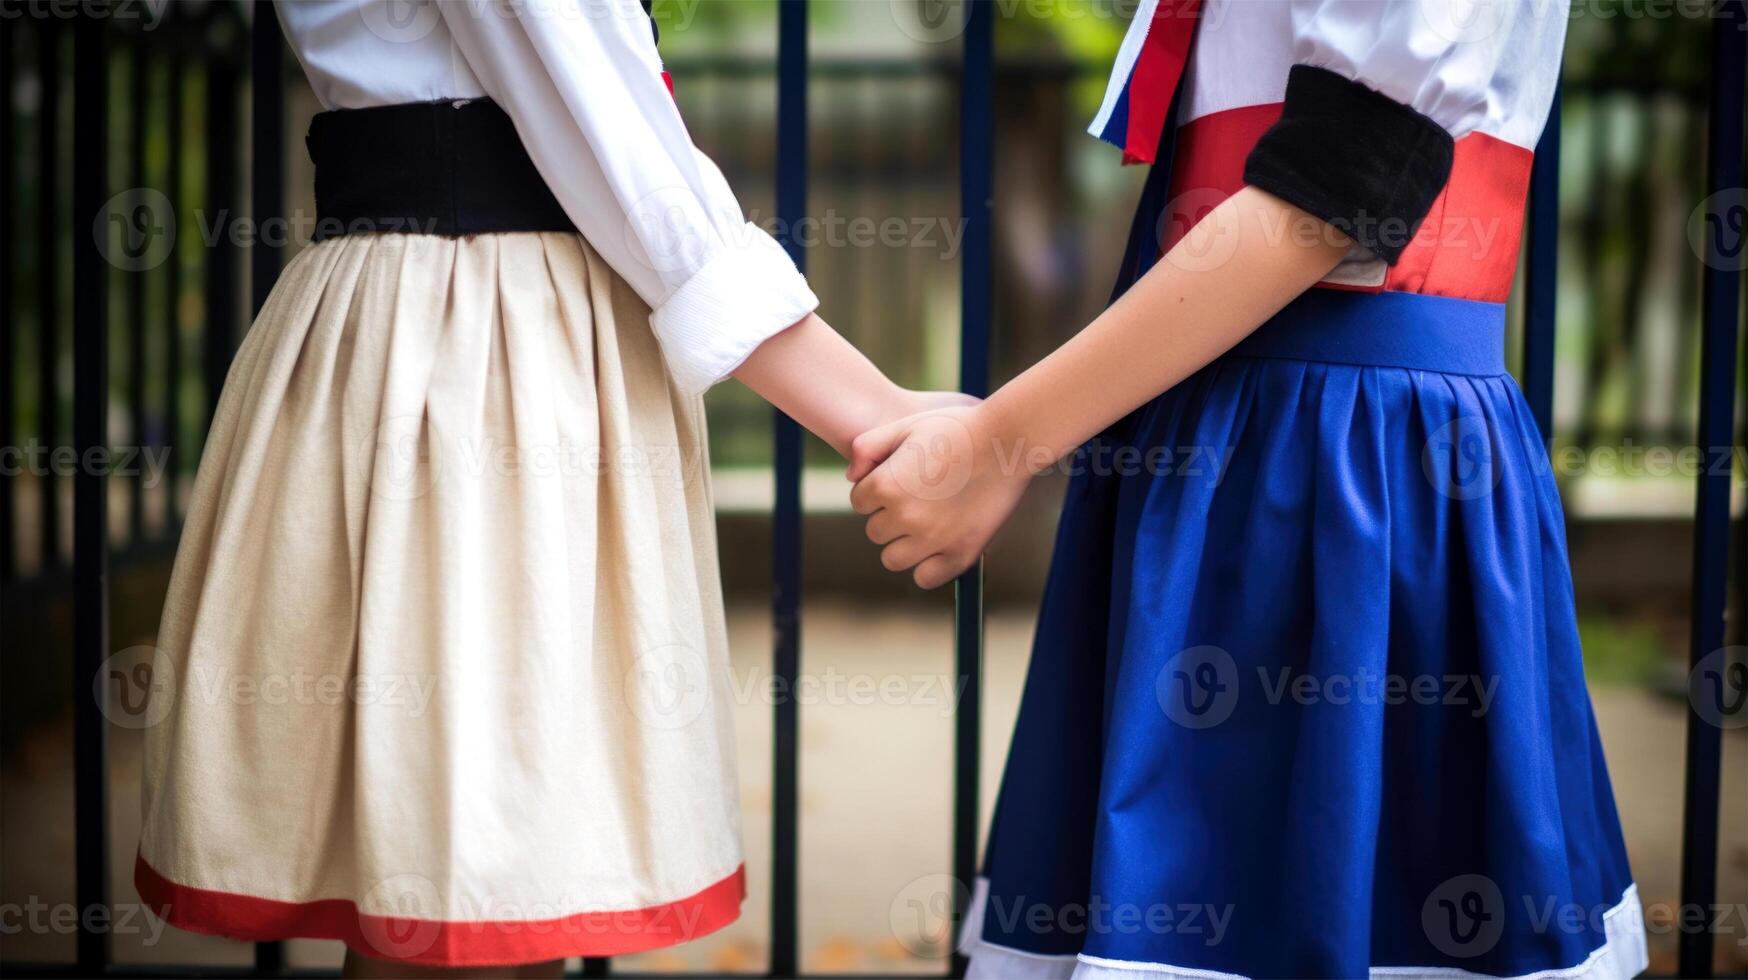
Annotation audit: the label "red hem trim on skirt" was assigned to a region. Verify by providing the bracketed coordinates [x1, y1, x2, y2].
[134, 853, 746, 966]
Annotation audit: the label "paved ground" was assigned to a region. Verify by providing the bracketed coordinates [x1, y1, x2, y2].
[3, 601, 1744, 975]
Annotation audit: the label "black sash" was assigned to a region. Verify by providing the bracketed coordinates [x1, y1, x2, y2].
[306, 98, 577, 240]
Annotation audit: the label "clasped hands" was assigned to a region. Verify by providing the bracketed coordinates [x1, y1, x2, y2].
[844, 398, 1035, 590]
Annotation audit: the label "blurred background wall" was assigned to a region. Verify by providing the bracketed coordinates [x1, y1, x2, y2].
[1, 0, 1744, 976]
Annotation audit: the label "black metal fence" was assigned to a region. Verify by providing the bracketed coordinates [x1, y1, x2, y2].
[0, 1, 1743, 978]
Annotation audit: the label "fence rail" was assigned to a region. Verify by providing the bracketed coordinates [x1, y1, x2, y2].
[0, 1, 1742, 978]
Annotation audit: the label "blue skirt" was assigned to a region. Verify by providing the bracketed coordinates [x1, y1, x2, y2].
[964, 289, 1648, 980]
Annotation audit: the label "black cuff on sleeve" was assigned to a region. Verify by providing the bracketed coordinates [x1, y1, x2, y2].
[1242, 65, 1455, 265]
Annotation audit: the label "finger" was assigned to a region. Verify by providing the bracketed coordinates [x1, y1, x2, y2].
[880, 536, 935, 573]
[865, 509, 904, 545]
[849, 469, 889, 516]
[846, 418, 912, 482]
[914, 553, 968, 590]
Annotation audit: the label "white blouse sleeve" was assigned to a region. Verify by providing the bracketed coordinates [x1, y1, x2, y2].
[1243, 0, 1565, 264]
[1289, 0, 1565, 144]
[436, 0, 818, 395]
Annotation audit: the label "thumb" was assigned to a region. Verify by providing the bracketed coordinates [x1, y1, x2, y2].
[845, 416, 915, 482]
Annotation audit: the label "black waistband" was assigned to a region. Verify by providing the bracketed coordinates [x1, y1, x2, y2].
[306, 98, 577, 240]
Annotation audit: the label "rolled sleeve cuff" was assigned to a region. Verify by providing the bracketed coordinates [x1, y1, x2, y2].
[1242, 65, 1455, 265]
[650, 224, 820, 395]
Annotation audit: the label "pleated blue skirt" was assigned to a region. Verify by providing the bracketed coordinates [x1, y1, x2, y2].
[964, 288, 1648, 980]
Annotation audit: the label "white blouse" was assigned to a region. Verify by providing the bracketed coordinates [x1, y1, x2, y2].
[276, 0, 818, 395]
[1094, 0, 1566, 153]
[1087, 0, 1566, 294]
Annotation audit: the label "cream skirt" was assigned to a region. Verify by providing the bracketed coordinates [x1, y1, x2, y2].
[135, 233, 745, 966]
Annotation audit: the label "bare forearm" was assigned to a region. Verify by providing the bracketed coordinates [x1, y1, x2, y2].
[982, 187, 1352, 467]
[731, 312, 911, 456]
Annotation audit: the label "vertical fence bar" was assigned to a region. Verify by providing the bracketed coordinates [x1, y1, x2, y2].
[71, 10, 111, 975]
[1678, 3, 1745, 977]
[949, 2, 992, 978]
[1, 11, 16, 585]
[249, 13, 285, 975]
[203, 46, 239, 429]
[250, 0, 282, 317]
[1523, 84, 1560, 444]
[127, 42, 147, 544]
[771, 5, 807, 977]
[163, 51, 182, 522]
[37, 19, 60, 572]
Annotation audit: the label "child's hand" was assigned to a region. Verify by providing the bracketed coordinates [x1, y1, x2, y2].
[845, 404, 1032, 589]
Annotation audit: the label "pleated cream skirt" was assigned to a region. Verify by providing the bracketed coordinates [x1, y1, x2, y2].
[135, 232, 746, 966]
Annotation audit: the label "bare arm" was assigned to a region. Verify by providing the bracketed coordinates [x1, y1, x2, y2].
[847, 186, 1353, 588]
[733, 312, 973, 458]
[968, 186, 1348, 470]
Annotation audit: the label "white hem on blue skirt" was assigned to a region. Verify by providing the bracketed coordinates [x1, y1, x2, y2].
[960, 878, 1649, 980]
